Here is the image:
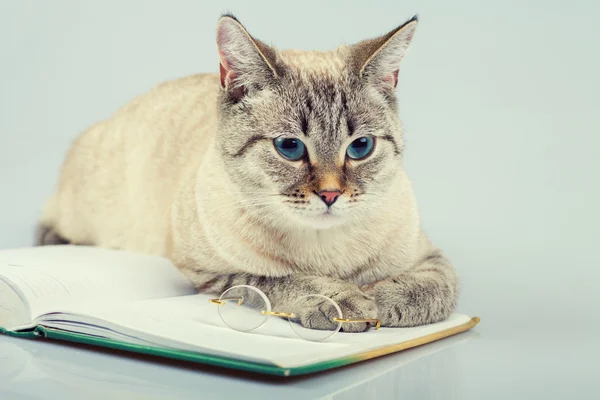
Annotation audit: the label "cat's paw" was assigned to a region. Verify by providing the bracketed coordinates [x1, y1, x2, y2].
[361, 279, 454, 327]
[289, 288, 378, 333]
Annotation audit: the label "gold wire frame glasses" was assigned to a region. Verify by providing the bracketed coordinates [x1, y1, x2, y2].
[209, 284, 380, 341]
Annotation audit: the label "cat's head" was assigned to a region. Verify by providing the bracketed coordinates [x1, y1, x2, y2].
[214, 14, 417, 230]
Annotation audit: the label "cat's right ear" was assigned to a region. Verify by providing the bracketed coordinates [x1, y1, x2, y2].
[216, 15, 279, 101]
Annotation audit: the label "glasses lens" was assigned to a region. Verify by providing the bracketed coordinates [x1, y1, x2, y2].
[287, 294, 343, 341]
[217, 285, 271, 332]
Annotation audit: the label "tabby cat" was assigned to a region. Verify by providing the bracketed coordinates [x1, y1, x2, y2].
[37, 14, 457, 331]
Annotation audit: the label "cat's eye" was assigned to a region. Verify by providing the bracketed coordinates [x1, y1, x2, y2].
[346, 136, 375, 160]
[274, 137, 306, 161]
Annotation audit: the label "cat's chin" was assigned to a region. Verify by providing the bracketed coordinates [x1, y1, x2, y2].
[302, 212, 347, 230]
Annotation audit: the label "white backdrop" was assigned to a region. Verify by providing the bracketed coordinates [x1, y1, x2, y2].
[1, 0, 598, 338]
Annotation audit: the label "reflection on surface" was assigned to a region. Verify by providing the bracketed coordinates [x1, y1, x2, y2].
[312, 333, 470, 400]
[0, 332, 478, 400]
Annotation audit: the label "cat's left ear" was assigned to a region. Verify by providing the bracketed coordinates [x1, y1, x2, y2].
[352, 16, 418, 92]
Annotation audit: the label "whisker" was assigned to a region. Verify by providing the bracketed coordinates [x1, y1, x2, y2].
[207, 201, 279, 215]
[198, 195, 281, 208]
[199, 192, 282, 200]
[202, 197, 279, 213]
[203, 195, 279, 206]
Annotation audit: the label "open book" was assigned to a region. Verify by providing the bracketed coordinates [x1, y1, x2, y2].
[0, 245, 479, 376]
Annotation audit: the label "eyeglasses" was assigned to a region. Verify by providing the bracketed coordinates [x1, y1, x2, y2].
[209, 284, 381, 341]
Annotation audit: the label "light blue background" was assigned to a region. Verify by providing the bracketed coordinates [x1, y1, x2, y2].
[1, 1, 598, 398]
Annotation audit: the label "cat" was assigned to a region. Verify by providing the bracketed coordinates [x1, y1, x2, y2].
[36, 14, 457, 331]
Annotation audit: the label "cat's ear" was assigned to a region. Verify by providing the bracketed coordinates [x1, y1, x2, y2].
[352, 16, 418, 93]
[216, 15, 279, 101]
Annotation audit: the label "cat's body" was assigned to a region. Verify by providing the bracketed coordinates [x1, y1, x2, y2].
[40, 74, 219, 257]
[38, 15, 458, 330]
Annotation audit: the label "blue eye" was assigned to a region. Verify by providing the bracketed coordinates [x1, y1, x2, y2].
[346, 136, 375, 160]
[274, 137, 306, 161]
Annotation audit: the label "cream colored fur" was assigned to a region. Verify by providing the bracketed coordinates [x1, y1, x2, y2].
[39, 15, 457, 330]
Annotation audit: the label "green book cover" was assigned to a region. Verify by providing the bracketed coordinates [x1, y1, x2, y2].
[1, 317, 479, 377]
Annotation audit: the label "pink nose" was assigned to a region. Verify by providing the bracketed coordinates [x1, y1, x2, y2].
[317, 190, 342, 207]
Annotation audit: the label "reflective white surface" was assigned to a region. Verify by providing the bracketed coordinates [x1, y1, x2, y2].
[1, 320, 598, 400]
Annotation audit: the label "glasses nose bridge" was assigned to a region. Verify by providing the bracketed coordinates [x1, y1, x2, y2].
[261, 310, 296, 318]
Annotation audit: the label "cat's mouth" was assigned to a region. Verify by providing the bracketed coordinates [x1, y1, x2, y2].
[283, 197, 349, 229]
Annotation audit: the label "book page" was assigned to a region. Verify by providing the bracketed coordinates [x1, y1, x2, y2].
[0, 277, 30, 328]
[127, 295, 471, 367]
[36, 292, 472, 368]
[38, 293, 347, 366]
[0, 245, 195, 328]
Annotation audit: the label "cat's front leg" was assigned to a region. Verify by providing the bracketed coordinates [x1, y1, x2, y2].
[196, 272, 378, 332]
[361, 247, 458, 327]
